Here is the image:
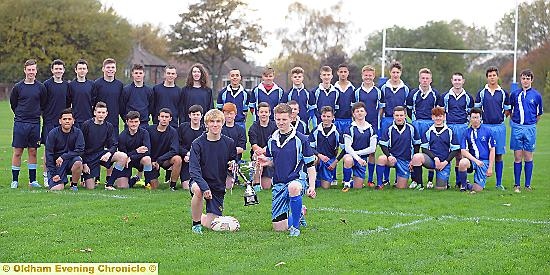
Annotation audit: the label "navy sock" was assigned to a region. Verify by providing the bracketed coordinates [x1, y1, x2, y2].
[454, 167, 460, 185]
[413, 166, 423, 186]
[12, 166, 20, 182]
[513, 162, 522, 187]
[143, 165, 153, 185]
[384, 166, 390, 182]
[376, 164, 385, 186]
[170, 181, 177, 188]
[524, 161, 533, 187]
[107, 163, 124, 186]
[495, 160, 503, 186]
[367, 162, 375, 182]
[343, 167, 352, 182]
[428, 170, 434, 182]
[28, 164, 37, 182]
[289, 195, 302, 229]
[458, 171, 468, 188]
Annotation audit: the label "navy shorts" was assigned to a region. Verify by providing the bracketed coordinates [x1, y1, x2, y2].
[180, 162, 191, 181]
[83, 150, 114, 180]
[261, 166, 274, 179]
[190, 183, 225, 216]
[48, 156, 82, 188]
[121, 158, 144, 178]
[12, 122, 41, 148]
[41, 122, 58, 145]
[150, 159, 173, 180]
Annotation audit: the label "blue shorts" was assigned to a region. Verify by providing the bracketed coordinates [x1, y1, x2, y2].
[48, 156, 82, 188]
[82, 150, 114, 180]
[335, 118, 352, 135]
[510, 122, 537, 152]
[272, 180, 306, 220]
[423, 155, 451, 182]
[447, 123, 468, 145]
[41, 122, 59, 145]
[180, 162, 191, 181]
[12, 122, 41, 148]
[468, 159, 489, 188]
[485, 123, 506, 155]
[352, 156, 369, 179]
[317, 158, 337, 182]
[412, 119, 433, 139]
[393, 158, 411, 179]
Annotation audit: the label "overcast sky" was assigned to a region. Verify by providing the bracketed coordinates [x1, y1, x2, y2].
[100, 0, 521, 65]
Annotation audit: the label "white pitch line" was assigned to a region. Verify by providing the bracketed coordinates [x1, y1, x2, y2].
[314, 207, 550, 225]
[18, 190, 132, 199]
[354, 217, 434, 236]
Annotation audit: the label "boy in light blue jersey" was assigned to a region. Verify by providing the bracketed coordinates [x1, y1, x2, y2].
[250, 67, 285, 121]
[285, 67, 314, 125]
[458, 108, 495, 193]
[257, 103, 316, 237]
[216, 69, 250, 130]
[475, 66, 510, 190]
[442, 72, 474, 188]
[509, 69, 543, 193]
[311, 66, 339, 129]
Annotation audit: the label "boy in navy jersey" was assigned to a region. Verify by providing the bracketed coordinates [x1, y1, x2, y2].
[122, 64, 153, 128]
[458, 108, 495, 192]
[10, 59, 47, 189]
[288, 100, 308, 135]
[353, 65, 384, 187]
[250, 67, 285, 121]
[117, 111, 153, 189]
[309, 106, 340, 189]
[41, 59, 70, 187]
[153, 65, 183, 128]
[407, 68, 442, 188]
[475, 66, 510, 190]
[178, 105, 205, 190]
[216, 69, 249, 130]
[379, 61, 409, 184]
[189, 109, 237, 234]
[285, 67, 313, 126]
[45, 108, 84, 191]
[147, 108, 182, 190]
[376, 106, 420, 189]
[257, 103, 316, 237]
[91, 58, 124, 134]
[182, 63, 213, 122]
[334, 64, 356, 134]
[442, 72, 474, 188]
[221, 103, 246, 189]
[410, 107, 460, 190]
[67, 59, 93, 129]
[509, 69, 543, 193]
[340, 102, 378, 191]
[81, 102, 128, 190]
[311, 66, 339, 129]
[248, 102, 278, 189]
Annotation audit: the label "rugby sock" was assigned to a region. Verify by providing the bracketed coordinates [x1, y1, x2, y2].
[343, 167, 352, 183]
[164, 172, 171, 183]
[413, 166, 423, 186]
[376, 165, 385, 186]
[367, 162, 375, 182]
[289, 194, 302, 229]
[495, 160, 503, 186]
[143, 165, 153, 185]
[105, 176, 111, 184]
[384, 166, 390, 182]
[170, 181, 177, 188]
[11, 166, 20, 182]
[513, 162, 522, 187]
[524, 161, 533, 187]
[428, 170, 434, 183]
[70, 181, 78, 187]
[107, 163, 125, 186]
[192, 220, 201, 226]
[466, 183, 473, 191]
[28, 163, 37, 182]
[458, 171, 468, 189]
[454, 167, 460, 185]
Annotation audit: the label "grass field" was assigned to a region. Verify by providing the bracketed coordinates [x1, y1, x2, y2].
[1, 100, 549, 274]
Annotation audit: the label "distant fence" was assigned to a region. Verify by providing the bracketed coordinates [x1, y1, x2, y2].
[0, 83, 13, 100]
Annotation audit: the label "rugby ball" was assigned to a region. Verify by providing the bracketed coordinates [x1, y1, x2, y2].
[210, 216, 240, 232]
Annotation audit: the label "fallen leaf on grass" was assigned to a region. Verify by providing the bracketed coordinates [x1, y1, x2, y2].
[122, 216, 129, 222]
[0, 231, 8, 236]
[275, 262, 285, 267]
[79, 248, 93, 253]
[502, 203, 511, 206]
[340, 219, 347, 224]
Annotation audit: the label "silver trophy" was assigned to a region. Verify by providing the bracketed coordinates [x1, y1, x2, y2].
[237, 161, 259, 206]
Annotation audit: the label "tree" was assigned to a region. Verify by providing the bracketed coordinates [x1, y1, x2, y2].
[169, 0, 265, 92]
[271, 52, 320, 89]
[0, 0, 132, 82]
[494, 0, 550, 55]
[132, 23, 170, 60]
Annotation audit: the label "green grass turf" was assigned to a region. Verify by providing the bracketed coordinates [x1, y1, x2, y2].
[0, 100, 549, 273]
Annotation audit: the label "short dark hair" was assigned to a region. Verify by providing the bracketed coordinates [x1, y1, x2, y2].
[452, 72, 464, 78]
[393, 106, 406, 113]
[51, 59, 65, 69]
[74, 59, 88, 70]
[520, 69, 534, 80]
[188, 104, 203, 114]
[337, 64, 349, 69]
[24, 59, 37, 67]
[320, 106, 334, 115]
[103, 58, 116, 67]
[132, 64, 144, 72]
[258, 102, 270, 109]
[470, 107, 482, 116]
[274, 103, 292, 115]
[486, 66, 499, 77]
[126, 111, 140, 120]
[287, 100, 299, 106]
[165, 64, 177, 71]
[159, 108, 172, 116]
[390, 61, 402, 71]
[95, 101, 107, 110]
[60, 108, 73, 118]
[352, 102, 366, 113]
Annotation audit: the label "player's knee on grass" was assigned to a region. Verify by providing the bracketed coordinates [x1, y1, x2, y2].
[116, 177, 129, 189]
[320, 180, 331, 189]
[395, 177, 409, 189]
[472, 183, 484, 192]
[435, 178, 448, 190]
[49, 183, 65, 191]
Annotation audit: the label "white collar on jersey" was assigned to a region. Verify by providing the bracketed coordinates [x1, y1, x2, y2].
[315, 123, 337, 137]
[351, 121, 373, 133]
[226, 84, 245, 95]
[317, 83, 338, 95]
[428, 123, 450, 135]
[384, 79, 406, 91]
[447, 88, 466, 99]
[360, 83, 376, 93]
[334, 81, 354, 93]
[257, 82, 281, 94]
[271, 127, 297, 148]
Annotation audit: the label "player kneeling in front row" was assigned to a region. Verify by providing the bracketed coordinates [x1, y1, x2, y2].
[257, 103, 316, 237]
[309, 106, 340, 189]
[117, 111, 154, 188]
[189, 109, 237, 234]
[410, 107, 460, 190]
[457, 108, 495, 192]
[45, 108, 84, 191]
[376, 106, 421, 189]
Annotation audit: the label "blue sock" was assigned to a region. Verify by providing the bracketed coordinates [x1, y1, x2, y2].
[495, 160, 503, 186]
[524, 161, 533, 187]
[428, 170, 434, 182]
[289, 195, 303, 229]
[454, 167, 460, 185]
[12, 166, 20, 182]
[343, 167, 352, 182]
[384, 166, 390, 182]
[376, 165, 385, 186]
[513, 162, 522, 187]
[367, 162, 375, 182]
[28, 163, 37, 182]
[458, 171, 468, 188]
